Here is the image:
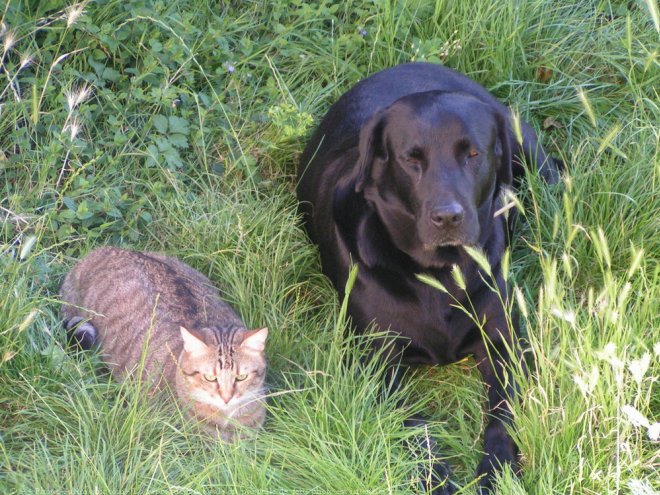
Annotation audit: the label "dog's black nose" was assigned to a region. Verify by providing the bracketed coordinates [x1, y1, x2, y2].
[430, 203, 464, 228]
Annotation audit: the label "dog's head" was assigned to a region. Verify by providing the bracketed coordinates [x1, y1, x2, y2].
[354, 90, 512, 266]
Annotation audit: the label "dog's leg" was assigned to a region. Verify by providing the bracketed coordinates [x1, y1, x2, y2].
[474, 339, 519, 494]
[512, 121, 562, 184]
[385, 366, 457, 495]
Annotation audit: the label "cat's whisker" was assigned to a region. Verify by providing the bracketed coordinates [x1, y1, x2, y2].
[258, 387, 315, 401]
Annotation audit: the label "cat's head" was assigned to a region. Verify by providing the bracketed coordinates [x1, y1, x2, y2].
[176, 325, 268, 413]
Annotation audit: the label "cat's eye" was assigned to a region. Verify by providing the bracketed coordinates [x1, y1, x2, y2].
[235, 373, 249, 382]
[467, 149, 479, 158]
[203, 374, 217, 382]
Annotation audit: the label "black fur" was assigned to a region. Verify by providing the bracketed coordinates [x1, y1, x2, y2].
[297, 62, 560, 493]
[64, 316, 98, 351]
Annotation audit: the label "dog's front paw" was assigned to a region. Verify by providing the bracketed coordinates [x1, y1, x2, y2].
[423, 460, 456, 495]
[404, 417, 457, 495]
[475, 428, 518, 493]
[410, 453, 457, 495]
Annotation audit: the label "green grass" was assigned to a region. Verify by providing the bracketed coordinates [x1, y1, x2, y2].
[1, 0, 658, 493]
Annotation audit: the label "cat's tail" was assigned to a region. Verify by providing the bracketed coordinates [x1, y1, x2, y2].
[63, 316, 98, 350]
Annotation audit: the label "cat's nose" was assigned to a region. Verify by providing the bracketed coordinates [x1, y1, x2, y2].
[220, 391, 232, 404]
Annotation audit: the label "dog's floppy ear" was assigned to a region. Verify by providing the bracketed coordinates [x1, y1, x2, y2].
[493, 110, 513, 187]
[355, 109, 388, 193]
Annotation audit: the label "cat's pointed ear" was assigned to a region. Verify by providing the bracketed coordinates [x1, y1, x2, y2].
[241, 327, 268, 352]
[180, 326, 208, 355]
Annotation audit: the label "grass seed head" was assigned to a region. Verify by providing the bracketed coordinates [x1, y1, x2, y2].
[65, 3, 87, 28]
[2, 29, 16, 55]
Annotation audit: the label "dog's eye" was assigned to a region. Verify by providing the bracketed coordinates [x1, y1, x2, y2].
[403, 150, 423, 167]
[467, 149, 479, 158]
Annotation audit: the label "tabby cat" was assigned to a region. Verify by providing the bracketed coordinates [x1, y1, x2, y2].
[60, 246, 268, 441]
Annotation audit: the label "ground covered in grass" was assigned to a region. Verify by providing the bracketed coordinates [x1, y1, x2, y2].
[1, 1, 658, 494]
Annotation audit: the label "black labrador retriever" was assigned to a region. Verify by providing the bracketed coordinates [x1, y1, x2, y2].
[297, 62, 560, 494]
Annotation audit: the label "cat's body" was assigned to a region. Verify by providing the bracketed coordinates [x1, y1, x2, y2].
[60, 246, 268, 441]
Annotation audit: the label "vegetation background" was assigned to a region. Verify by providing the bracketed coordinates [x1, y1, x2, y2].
[1, 0, 658, 493]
